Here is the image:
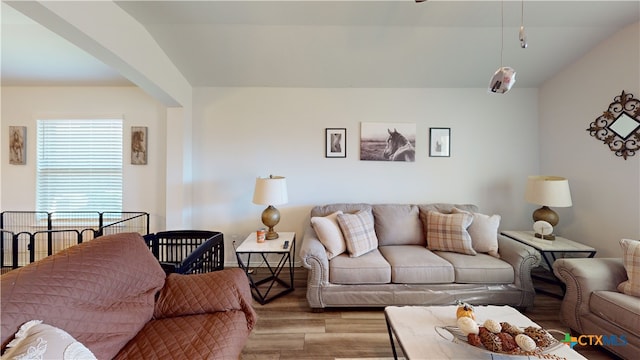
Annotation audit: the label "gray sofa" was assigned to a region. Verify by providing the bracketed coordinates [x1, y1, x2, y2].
[553, 257, 639, 359]
[300, 203, 541, 311]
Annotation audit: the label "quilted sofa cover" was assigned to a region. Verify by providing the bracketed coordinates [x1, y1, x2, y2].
[1, 232, 257, 360]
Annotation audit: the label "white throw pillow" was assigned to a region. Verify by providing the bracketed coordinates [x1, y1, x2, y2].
[1, 320, 96, 360]
[337, 210, 379, 257]
[617, 238, 640, 297]
[310, 211, 347, 260]
[452, 208, 501, 258]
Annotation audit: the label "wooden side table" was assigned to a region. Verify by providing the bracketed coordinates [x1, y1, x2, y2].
[501, 230, 596, 297]
[234, 231, 295, 304]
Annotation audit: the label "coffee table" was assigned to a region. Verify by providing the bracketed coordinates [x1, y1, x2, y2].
[384, 305, 586, 359]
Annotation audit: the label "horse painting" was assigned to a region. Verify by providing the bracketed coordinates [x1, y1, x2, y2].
[383, 128, 415, 161]
[131, 128, 147, 164]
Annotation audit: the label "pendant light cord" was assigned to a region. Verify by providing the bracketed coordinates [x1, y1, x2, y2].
[500, 0, 504, 68]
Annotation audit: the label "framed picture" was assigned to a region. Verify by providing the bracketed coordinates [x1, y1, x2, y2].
[9, 126, 27, 165]
[325, 128, 346, 158]
[360, 122, 416, 161]
[429, 127, 450, 157]
[131, 126, 148, 165]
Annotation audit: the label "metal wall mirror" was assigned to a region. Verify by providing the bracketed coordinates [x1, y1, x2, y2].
[587, 90, 640, 160]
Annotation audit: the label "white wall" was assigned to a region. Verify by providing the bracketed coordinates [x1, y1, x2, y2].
[192, 87, 540, 263]
[1, 86, 168, 232]
[539, 22, 640, 258]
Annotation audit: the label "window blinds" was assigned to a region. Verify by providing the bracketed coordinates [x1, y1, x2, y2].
[36, 119, 123, 213]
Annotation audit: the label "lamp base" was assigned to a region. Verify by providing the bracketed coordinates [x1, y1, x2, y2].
[534, 232, 556, 240]
[532, 206, 559, 227]
[261, 205, 281, 240]
[265, 229, 279, 240]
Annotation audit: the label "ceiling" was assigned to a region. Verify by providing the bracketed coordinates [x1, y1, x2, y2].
[2, 1, 639, 89]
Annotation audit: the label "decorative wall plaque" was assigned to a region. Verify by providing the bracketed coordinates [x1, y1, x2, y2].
[586, 90, 640, 160]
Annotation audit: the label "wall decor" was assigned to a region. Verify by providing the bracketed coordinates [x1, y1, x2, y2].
[587, 90, 640, 160]
[131, 126, 148, 165]
[325, 128, 346, 158]
[360, 122, 415, 162]
[9, 126, 26, 165]
[429, 128, 451, 157]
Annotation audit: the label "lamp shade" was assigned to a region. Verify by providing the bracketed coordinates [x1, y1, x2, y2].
[252, 176, 288, 206]
[525, 176, 572, 207]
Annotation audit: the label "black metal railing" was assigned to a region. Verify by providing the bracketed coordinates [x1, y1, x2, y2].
[1, 211, 149, 270]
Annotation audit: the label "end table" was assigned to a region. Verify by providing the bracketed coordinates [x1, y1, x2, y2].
[234, 231, 295, 304]
[501, 230, 596, 297]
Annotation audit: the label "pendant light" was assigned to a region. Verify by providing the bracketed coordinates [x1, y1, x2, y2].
[519, 0, 528, 48]
[488, 0, 516, 94]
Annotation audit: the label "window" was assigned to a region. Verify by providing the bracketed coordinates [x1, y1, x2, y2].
[36, 118, 123, 213]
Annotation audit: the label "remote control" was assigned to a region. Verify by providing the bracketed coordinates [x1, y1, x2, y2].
[283, 240, 289, 249]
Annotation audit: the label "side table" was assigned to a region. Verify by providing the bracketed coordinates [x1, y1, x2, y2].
[234, 231, 295, 305]
[501, 230, 596, 298]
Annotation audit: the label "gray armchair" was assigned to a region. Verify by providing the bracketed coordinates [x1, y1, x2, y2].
[553, 257, 638, 359]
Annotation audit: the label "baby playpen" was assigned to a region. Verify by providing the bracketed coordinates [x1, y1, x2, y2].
[1, 211, 223, 275]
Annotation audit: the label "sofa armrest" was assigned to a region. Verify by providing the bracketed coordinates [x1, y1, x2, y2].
[153, 268, 257, 330]
[299, 225, 330, 280]
[552, 257, 627, 333]
[497, 234, 541, 308]
[299, 224, 330, 309]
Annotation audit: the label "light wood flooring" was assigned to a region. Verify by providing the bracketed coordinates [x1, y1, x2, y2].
[240, 267, 620, 360]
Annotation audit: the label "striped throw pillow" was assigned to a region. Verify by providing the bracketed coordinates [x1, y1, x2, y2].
[337, 210, 379, 257]
[618, 238, 640, 297]
[424, 210, 476, 255]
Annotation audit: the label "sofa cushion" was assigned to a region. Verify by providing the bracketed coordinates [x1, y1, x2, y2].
[418, 203, 479, 215]
[114, 312, 252, 360]
[590, 290, 640, 337]
[337, 209, 379, 257]
[452, 208, 501, 258]
[329, 250, 390, 284]
[435, 251, 514, 284]
[421, 210, 476, 255]
[373, 204, 425, 246]
[617, 238, 640, 297]
[311, 211, 347, 259]
[1, 320, 96, 360]
[311, 203, 372, 217]
[379, 245, 454, 283]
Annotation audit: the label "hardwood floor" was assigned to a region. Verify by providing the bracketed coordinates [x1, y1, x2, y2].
[240, 267, 619, 360]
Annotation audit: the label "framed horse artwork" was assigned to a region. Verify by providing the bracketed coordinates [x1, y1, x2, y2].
[131, 126, 148, 165]
[360, 122, 416, 162]
[325, 128, 346, 158]
[429, 127, 451, 157]
[9, 126, 26, 165]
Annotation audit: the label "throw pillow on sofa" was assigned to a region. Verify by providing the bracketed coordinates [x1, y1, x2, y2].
[1, 320, 96, 360]
[617, 238, 640, 297]
[452, 208, 501, 258]
[422, 210, 476, 255]
[311, 211, 347, 259]
[337, 210, 379, 257]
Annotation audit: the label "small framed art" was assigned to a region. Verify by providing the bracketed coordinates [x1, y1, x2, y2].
[131, 126, 148, 165]
[429, 127, 450, 157]
[325, 128, 346, 158]
[9, 126, 26, 165]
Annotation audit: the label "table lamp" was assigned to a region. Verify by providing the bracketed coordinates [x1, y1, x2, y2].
[252, 175, 288, 240]
[525, 176, 572, 240]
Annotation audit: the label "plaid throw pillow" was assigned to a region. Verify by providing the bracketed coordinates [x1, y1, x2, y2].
[423, 210, 476, 255]
[617, 238, 640, 297]
[337, 210, 379, 257]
